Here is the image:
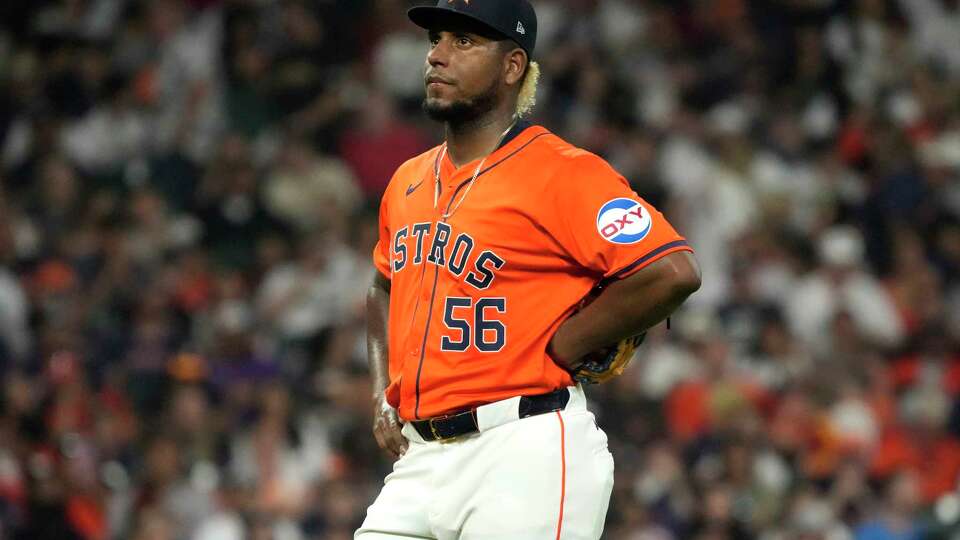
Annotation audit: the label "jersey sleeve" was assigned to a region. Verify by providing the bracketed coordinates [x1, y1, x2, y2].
[549, 154, 693, 281]
[372, 184, 392, 280]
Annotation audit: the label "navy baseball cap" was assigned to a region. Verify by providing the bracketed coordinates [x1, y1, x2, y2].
[408, 0, 538, 58]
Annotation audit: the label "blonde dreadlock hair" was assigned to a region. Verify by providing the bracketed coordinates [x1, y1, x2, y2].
[516, 60, 540, 118]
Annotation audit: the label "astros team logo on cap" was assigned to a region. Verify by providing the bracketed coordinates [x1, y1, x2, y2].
[596, 198, 652, 244]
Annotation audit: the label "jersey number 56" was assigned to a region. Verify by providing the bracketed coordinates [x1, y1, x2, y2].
[440, 297, 506, 353]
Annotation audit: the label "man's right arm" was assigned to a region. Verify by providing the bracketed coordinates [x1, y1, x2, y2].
[367, 271, 407, 458]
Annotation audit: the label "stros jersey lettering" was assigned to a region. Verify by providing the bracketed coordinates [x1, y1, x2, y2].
[373, 122, 694, 420]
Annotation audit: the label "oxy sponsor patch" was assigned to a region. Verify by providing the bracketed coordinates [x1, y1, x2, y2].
[596, 198, 652, 244]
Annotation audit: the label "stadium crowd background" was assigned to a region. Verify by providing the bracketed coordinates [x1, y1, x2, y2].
[0, 0, 959, 538]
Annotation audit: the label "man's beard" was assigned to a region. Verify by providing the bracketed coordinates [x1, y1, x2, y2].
[422, 78, 500, 127]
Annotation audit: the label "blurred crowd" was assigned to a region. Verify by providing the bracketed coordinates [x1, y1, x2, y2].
[0, 0, 958, 539]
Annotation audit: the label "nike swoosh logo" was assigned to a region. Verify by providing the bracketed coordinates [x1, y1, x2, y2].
[406, 180, 424, 196]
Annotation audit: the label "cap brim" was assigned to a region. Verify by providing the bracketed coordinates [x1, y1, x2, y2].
[407, 6, 508, 40]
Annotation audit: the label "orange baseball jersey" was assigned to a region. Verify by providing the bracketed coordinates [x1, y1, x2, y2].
[373, 121, 693, 420]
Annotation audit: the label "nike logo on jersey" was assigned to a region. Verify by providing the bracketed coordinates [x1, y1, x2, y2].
[406, 180, 424, 196]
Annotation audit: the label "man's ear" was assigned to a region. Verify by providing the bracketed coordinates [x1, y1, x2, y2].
[503, 47, 527, 86]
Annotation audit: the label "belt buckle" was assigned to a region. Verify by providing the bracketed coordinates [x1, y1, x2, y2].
[428, 416, 457, 443]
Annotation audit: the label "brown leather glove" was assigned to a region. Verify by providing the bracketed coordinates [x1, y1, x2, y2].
[571, 332, 645, 384]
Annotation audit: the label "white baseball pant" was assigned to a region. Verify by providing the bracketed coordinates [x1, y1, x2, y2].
[355, 385, 614, 539]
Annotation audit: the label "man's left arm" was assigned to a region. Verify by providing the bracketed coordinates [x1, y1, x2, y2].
[548, 251, 701, 372]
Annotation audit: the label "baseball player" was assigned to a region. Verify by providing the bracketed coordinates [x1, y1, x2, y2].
[357, 1, 701, 538]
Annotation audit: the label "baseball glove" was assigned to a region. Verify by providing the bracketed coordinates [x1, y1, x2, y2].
[571, 332, 645, 384]
[567, 285, 646, 384]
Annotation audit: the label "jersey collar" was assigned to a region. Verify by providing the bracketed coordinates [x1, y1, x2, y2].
[497, 118, 533, 150]
[438, 120, 546, 181]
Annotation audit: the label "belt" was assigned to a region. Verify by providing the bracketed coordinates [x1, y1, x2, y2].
[411, 387, 571, 442]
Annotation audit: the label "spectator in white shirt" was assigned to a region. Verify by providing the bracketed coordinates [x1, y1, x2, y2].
[786, 225, 905, 356]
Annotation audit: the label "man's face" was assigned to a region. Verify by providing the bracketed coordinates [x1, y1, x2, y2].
[422, 23, 507, 124]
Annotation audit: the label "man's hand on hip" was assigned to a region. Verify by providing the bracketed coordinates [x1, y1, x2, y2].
[373, 395, 408, 459]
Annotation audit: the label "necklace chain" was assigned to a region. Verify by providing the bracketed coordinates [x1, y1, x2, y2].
[434, 120, 516, 220]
